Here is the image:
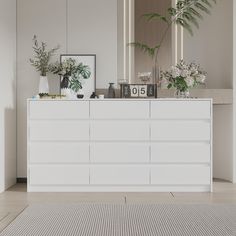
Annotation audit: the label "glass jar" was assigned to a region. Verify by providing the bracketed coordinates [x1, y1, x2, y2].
[175, 89, 190, 98]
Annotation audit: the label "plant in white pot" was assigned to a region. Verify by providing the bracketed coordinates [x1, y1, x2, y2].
[29, 35, 59, 95]
[50, 58, 91, 98]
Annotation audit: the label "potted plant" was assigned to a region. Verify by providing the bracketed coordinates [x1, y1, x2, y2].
[130, 0, 216, 84]
[29, 35, 59, 95]
[50, 58, 91, 98]
[160, 60, 206, 98]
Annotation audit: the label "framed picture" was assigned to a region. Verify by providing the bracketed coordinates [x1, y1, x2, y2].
[60, 54, 96, 98]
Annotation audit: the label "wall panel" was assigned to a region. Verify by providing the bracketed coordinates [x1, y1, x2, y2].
[67, 0, 117, 89]
[0, 0, 17, 192]
[17, 0, 67, 177]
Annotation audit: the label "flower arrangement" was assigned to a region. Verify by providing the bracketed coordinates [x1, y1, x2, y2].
[50, 58, 91, 93]
[29, 35, 59, 76]
[161, 60, 206, 97]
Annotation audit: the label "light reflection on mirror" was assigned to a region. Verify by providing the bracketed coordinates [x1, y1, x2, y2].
[118, 0, 181, 84]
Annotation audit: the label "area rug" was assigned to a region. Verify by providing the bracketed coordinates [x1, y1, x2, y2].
[1, 204, 236, 236]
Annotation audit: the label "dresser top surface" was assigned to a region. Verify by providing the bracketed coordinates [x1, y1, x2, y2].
[28, 98, 213, 102]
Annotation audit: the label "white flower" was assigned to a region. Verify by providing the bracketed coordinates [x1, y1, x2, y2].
[185, 76, 195, 87]
[181, 69, 191, 78]
[171, 66, 180, 78]
[196, 74, 206, 84]
[190, 65, 198, 75]
[191, 71, 199, 76]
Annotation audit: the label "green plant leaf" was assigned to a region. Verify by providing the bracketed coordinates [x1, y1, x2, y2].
[129, 0, 216, 61]
[176, 18, 193, 35]
[168, 7, 177, 16]
[69, 78, 82, 93]
[129, 42, 160, 58]
[143, 13, 169, 24]
[194, 2, 211, 14]
[182, 11, 199, 28]
[201, 0, 212, 8]
[188, 7, 203, 19]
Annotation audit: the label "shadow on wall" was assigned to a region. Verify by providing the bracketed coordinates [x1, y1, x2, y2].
[4, 78, 17, 190]
[4, 108, 17, 189]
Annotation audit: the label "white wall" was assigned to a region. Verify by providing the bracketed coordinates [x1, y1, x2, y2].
[17, 0, 67, 178]
[183, 0, 233, 181]
[0, 0, 17, 192]
[67, 0, 117, 88]
[183, 0, 233, 89]
[233, 0, 236, 183]
[213, 105, 233, 181]
[17, 0, 117, 177]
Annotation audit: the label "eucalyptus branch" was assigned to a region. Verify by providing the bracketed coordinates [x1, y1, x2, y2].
[29, 35, 59, 76]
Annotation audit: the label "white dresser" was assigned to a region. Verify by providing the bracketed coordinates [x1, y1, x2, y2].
[27, 99, 212, 192]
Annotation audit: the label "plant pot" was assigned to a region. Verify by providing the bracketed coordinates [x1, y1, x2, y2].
[39, 76, 49, 94]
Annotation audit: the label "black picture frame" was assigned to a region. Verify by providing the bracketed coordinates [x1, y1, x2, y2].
[60, 54, 96, 98]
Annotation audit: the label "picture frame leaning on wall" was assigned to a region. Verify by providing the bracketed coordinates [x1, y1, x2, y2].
[60, 54, 96, 98]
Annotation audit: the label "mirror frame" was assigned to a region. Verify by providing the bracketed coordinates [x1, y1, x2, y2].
[120, 0, 183, 83]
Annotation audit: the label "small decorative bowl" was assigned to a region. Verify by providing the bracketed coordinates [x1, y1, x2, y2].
[77, 94, 84, 99]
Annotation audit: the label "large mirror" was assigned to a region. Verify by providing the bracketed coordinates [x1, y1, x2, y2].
[117, 0, 183, 84]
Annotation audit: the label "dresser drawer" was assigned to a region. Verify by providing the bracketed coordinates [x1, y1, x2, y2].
[90, 143, 150, 163]
[30, 121, 89, 141]
[29, 101, 89, 119]
[151, 143, 211, 163]
[151, 165, 211, 185]
[90, 121, 149, 141]
[90, 101, 149, 119]
[151, 101, 211, 119]
[151, 121, 210, 141]
[29, 165, 89, 185]
[90, 166, 150, 185]
[30, 143, 89, 164]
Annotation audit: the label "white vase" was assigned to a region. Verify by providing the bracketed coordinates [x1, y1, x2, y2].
[39, 76, 49, 94]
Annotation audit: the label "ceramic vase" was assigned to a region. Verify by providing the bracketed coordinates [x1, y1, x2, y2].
[39, 76, 49, 94]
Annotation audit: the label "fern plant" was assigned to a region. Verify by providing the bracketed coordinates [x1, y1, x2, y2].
[30, 35, 59, 76]
[131, 0, 216, 81]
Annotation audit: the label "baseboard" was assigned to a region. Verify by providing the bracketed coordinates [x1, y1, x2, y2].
[17, 178, 27, 183]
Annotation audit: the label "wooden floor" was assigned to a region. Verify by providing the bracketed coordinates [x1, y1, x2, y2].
[0, 181, 236, 232]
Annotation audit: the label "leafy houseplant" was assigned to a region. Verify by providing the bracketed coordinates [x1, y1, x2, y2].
[50, 58, 91, 94]
[161, 60, 206, 98]
[131, 0, 216, 84]
[30, 35, 59, 76]
[30, 35, 59, 94]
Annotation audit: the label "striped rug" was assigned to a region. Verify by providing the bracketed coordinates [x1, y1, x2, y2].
[1, 204, 236, 236]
